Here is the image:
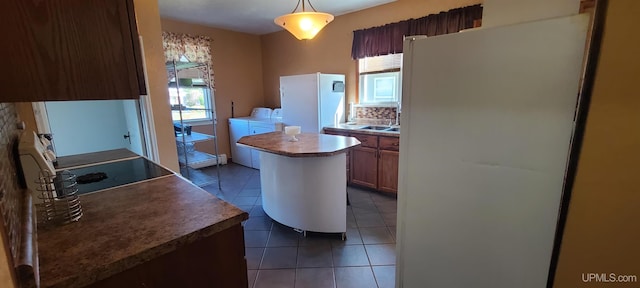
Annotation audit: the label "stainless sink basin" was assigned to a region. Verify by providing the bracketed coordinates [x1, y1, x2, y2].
[360, 126, 391, 131]
[358, 126, 400, 133]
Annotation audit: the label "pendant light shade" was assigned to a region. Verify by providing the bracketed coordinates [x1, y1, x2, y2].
[274, 0, 334, 40]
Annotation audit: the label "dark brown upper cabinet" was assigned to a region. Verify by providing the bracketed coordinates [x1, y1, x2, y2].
[0, 0, 146, 102]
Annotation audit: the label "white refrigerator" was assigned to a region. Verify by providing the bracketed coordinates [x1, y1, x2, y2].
[280, 73, 345, 133]
[397, 14, 589, 288]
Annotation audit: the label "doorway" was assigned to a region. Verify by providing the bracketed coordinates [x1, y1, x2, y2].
[35, 99, 146, 157]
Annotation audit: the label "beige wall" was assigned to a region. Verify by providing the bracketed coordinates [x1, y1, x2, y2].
[161, 19, 265, 157]
[482, 0, 579, 28]
[554, 0, 640, 286]
[260, 0, 481, 108]
[134, 0, 180, 172]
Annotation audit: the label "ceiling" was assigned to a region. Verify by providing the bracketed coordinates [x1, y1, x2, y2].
[158, 0, 397, 35]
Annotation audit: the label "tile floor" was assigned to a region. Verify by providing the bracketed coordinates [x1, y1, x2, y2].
[200, 163, 398, 288]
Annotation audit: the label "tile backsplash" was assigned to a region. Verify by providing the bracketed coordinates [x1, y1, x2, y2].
[353, 106, 399, 125]
[0, 102, 24, 269]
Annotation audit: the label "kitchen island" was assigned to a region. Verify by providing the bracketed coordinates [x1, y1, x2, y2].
[37, 174, 248, 288]
[237, 132, 360, 236]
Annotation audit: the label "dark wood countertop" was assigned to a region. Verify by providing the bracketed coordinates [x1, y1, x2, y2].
[237, 132, 361, 157]
[55, 149, 140, 169]
[37, 175, 248, 288]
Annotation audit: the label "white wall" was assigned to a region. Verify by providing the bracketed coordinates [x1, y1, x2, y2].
[46, 100, 129, 156]
[482, 0, 580, 28]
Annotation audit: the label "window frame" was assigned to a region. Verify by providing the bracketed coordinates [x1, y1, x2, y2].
[168, 82, 213, 124]
[357, 53, 403, 105]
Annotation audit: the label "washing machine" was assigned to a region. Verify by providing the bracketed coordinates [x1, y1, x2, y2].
[228, 107, 283, 169]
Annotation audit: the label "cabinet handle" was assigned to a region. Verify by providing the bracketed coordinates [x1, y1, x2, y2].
[392, 142, 399, 146]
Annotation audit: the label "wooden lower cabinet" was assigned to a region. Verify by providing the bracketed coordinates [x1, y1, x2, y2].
[350, 146, 378, 189]
[88, 224, 248, 288]
[378, 150, 399, 193]
[325, 130, 400, 194]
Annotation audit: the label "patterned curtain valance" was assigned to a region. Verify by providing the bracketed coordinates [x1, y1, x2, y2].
[162, 31, 214, 88]
[351, 4, 483, 59]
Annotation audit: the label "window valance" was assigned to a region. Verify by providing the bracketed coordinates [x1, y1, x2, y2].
[351, 4, 483, 59]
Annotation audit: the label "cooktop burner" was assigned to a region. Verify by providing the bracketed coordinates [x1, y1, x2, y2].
[62, 157, 173, 195]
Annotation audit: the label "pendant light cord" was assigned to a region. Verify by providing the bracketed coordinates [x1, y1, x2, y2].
[306, 0, 318, 12]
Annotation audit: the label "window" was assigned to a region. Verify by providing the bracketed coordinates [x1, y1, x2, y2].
[358, 53, 403, 104]
[168, 78, 212, 122]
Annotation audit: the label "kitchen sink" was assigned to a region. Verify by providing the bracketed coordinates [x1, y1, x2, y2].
[360, 126, 392, 130]
[358, 126, 400, 133]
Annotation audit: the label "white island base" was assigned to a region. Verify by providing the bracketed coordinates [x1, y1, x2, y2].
[259, 151, 347, 235]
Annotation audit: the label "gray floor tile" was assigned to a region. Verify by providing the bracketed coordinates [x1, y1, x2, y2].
[381, 213, 397, 227]
[204, 165, 401, 287]
[236, 205, 254, 213]
[244, 216, 273, 231]
[335, 267, 377, 288]
[299, 234, 335, 247]
[372, 265, 396, 288]
[350, 197, 376, 207]
[268, 225, 301, 247]
[246, 247, 265, 269]
[232, 196, 259, 206]
[347, 217, 358, 229]
[334, 228, 363, 246]
[365, 244, 396, 265]
[354, 212, 386, 228]
[250, 205, 268, 217]
[388, 226, 397, 241]
[297, 244, 333, 268]
[248, 269, 258, 288]
[332, 245, 370, 267]
[352, 206, 379, 215]
[261, 247, 298, 269]
[245, 230, 270, 247]
[254, 269, 296, 288]
[245, 178, 262, 189]
[295, 268, 335, 288]
[360, 227, 395, 244]
[239, 188, 262, 197]
[375, 202, 397, 214]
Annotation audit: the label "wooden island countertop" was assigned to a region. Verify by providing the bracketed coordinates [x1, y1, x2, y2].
[37, 174, 248, 288]
[237, 132, 361, 157]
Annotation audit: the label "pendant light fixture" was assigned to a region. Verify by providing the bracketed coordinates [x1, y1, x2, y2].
[274, 0, 334, 40]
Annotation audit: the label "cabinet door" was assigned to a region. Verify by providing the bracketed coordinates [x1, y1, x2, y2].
[228, 120, 252, 167]
[378, 150, 399, 194]
[0, 0, 145, 101]
[350, 147, 378, 189]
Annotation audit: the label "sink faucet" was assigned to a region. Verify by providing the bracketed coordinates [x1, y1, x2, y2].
[388, 119, 393, 127]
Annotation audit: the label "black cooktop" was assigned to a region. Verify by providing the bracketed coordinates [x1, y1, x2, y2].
[62, 157, 173, 195]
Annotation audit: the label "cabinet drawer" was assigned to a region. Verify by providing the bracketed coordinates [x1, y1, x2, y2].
[379, 136, 400, 151]
[350, 133, 378, 148]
